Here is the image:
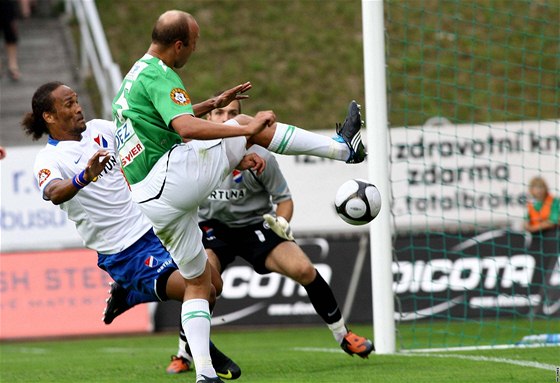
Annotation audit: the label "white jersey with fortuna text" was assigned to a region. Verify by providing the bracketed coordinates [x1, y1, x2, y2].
[198, 146, 292, 227]
[33, 119, 152, 254]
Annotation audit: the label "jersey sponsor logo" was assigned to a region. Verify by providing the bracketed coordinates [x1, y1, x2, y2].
[208, 188, 247, 201]
[95, 155, 119, 181]
[232, 169, 243, 183]
[115, 121, 132, 150]
[38, 169, 51, 187]
[170, 88, 190, 105]
[144, 256, 159, 268]
[119, 133, 145, 168]
[93, 134, 108, 148]
[156, 259, 174, 273]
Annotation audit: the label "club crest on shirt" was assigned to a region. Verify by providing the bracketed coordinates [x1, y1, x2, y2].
[94, 134, 108, 148]
[232, 169, 243, 183]
[144, 256, 159, 268]
[170, 88, 190, 105]
[201, 226, 216, 241]
[38, 169, 51, 187]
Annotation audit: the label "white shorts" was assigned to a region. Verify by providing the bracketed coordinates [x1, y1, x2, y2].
[130, 132, 247, 279]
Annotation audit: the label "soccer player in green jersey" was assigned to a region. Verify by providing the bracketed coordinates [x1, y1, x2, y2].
[163, 98, 373, 374]
[112, 10, 366, 383]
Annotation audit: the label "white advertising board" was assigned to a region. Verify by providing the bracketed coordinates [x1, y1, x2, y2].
[277, 120, 559, 233]
[1, 120, 558, 251]
[390, 120, 559, 231]
[0, 146, 83, 252]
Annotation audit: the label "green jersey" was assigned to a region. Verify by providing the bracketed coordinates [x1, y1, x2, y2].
[112, 54, 194, 184]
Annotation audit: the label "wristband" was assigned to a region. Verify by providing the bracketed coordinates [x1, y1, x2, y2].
[72, 170, 90, 190]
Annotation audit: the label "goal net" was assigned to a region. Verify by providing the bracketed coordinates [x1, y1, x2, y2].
[383, 0, 560, 350]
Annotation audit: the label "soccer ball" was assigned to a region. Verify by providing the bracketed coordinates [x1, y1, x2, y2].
[334, 179, 381, 225]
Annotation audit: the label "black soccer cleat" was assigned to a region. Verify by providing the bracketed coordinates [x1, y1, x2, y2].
[102, 282, 132, 325]
[184, 340, 241, 380]
[335, 100, 367, 164]
[210, 342, 242, 380]
[197, 375, 224, 383]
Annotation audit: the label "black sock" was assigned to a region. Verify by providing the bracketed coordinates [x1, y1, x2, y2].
[303, 269, 342, 324]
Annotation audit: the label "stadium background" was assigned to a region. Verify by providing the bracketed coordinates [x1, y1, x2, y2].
[0, 0, 558, 351]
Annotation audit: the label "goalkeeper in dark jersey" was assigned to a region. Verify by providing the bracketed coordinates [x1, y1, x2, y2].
[164, 99, 373, 374]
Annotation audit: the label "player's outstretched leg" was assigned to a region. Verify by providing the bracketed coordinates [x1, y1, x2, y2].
[334, 100, 367, 163]
[301, 269, 373, 359]
[340, 329, 374, 358]
[258, 100, 367, 163]
[102, 282, 133, 324]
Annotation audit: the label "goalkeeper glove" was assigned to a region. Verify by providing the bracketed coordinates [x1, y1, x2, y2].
[263, 214, 294, 241]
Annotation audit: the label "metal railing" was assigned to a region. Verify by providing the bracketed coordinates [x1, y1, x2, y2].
[65, 0, 122, 120]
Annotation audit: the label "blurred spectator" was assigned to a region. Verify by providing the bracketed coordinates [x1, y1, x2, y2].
[0, 0, 31, 81]
[0, 145, 6, 160]
[524, 176, 559, 233]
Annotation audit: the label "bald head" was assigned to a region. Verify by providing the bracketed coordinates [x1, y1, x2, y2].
[152, 10, 196, 47]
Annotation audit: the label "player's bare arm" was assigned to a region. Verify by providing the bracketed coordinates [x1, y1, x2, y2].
[171, 110, 275, 141]
[44, 149, 111, 205]
[275, 199, 294, 222]
[192, 82, 252, 118]
[236, 152, 266, 175]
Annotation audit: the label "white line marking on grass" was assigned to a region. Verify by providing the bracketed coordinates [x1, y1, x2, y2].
[293, 346, 557, 371]
[13, 347, 48, 354]
[402, 343, 560, 353]
[293, 347, 344, 354]
[400, 352, 556, 371]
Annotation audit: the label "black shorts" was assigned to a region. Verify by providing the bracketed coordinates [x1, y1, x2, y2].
[199, 219, 288, 274]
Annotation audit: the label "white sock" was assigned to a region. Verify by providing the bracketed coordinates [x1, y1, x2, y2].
[267, 122, 350, 161]
[176, 337, 192, 362]
[181, 299, 216, 379]
[327, 318, 348, 344]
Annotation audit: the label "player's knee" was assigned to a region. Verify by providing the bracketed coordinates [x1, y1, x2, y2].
[292, 263, 316, 285]
[213, 277, 223, 297]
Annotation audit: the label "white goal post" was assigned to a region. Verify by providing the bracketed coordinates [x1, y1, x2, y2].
[362, 0, 396, 354]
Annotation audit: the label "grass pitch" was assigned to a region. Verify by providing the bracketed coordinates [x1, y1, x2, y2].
[1, 324, 557, 383]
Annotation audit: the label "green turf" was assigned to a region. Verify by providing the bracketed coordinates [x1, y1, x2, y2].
[1, 323, 557, 382]
[398, 317, 560, 350]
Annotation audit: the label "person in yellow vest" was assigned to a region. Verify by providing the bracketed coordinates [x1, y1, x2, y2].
[524, 176, 559, 233]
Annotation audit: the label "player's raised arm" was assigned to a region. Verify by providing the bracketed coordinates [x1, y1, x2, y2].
[44, 150, 111, 205]
[192, 82, 252, 117]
